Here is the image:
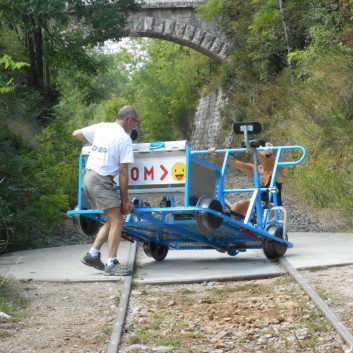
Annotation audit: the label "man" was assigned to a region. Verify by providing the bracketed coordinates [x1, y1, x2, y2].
[72, 105, 139, 276]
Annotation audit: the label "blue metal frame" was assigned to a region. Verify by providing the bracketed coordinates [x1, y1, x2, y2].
[67, 143, 306, 256]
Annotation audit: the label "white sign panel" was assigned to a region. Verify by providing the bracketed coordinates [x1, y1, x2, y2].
[128, 156, 186, 186]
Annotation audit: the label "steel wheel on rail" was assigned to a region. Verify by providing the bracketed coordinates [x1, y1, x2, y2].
[262, 226, 287, 260]
[143, 240, 169, 261]
[73, 206, 101, 236]
[195, 196, 223, 234]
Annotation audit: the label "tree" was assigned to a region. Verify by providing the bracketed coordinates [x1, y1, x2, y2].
[0, 0, 139, 91]
[277, 0, 294, 82]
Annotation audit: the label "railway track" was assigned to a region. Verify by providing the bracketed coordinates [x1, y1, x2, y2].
[279, 257, 353, 351]
[107, 242, 353, 353]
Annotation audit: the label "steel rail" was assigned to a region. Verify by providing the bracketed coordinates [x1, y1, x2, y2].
[106, 241, 137, 353]
[279, 257, 353, 351]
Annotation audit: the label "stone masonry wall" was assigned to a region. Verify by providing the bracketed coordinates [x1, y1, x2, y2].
[189, 89, 233, 150]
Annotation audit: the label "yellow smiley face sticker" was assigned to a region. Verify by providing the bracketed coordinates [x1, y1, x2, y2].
[171, 162, 186, 182]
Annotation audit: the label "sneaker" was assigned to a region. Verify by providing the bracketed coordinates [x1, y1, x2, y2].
[81, 252, 105, 271]
[104, 260, 131, 276]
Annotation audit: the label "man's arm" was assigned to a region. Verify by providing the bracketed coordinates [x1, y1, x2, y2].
[208, 147, 254, 174]
[228, 155, 255, 174]
[72, 129, 89, 144]
[118, 163, 131, 215]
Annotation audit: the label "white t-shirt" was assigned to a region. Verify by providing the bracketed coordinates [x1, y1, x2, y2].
[82, 122, 134, 176]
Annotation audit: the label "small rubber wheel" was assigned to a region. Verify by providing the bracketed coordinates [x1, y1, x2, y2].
[73, 210, 101, 236]
[143, 241, 169, 261]
[263, 226, 287, 260]
[262, 239, 278, 260]
[226, 247, 239, 256]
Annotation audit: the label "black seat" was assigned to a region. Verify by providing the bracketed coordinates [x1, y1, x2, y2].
[241, 139, 266, 148]
[233, 122, 262, 135]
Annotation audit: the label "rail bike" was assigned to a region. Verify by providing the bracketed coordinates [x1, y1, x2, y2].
[67, 122, 306, 262]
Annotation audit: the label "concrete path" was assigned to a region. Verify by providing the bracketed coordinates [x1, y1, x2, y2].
[134, 232, 353, 284]
[0, 233, 352, 283]
[0, 241, 132, 282]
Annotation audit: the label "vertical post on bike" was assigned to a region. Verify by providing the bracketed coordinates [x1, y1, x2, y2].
[77, 152, 84, 210]
[239, 124, 263, 229]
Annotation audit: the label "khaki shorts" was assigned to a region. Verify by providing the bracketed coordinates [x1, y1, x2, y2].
[83, 169, 120, 210]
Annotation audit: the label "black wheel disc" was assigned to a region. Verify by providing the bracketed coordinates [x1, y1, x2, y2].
[73, 207, 101, 236]
[143, 241, 169, 261]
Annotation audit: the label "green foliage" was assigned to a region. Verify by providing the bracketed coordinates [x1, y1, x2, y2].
[125, 40, 213, 141]
[250, 0, 280, 29]
[196, 0, 243, 36]
[72, 0, 140, 44]
[0, 0, 138, 91]
[0, 79, 77, 250]
[202, 0, 353, 229]
[0, 124, 39, 251]
[0, 55, 29, 93]
[267, 49, 353, 226]
[195, 0, 232, 21]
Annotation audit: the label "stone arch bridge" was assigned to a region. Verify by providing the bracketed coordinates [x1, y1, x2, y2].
[126, 0, 231, 62]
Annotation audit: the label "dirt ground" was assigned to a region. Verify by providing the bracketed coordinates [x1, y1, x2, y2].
[1, 262, 352, 353]
[0, 281, 122, 353]
[118, 265, 353, 353]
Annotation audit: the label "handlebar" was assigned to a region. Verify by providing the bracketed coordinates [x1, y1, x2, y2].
[192, 145, 306, 167]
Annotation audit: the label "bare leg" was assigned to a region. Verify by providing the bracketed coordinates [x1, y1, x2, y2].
[92, 222, 110, 250]
[232, 200, 250, 217]
[104, 207, 124, 258]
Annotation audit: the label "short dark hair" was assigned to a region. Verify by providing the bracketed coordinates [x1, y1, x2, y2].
[116, 106, 138, 121]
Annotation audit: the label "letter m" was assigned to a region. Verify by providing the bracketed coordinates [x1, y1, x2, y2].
[144, 166, 154, 180]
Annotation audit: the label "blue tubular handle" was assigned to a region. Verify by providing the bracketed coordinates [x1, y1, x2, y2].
[192, 148, 245, 156]
[274, 146, 306, 167]
[150, 142, 165, 150]
[193, 146, 306, 167]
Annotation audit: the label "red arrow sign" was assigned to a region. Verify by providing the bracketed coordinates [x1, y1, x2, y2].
[160, 165, 168, 181]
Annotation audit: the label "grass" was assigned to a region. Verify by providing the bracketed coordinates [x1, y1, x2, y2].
[128, 326, 182, 347]
[0, 278, 28, 320]
[150, 318, 162, 330]
[209, 282, 260, 296]
[177, 288, 196, 295]
[0, 277, 29, 338]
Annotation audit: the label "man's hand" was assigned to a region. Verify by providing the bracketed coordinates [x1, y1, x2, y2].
[120, 200, 132, 215]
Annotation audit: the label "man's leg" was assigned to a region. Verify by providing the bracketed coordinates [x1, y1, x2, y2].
[103, 207, 131, 276]
[232, 200, 250, 217]
[104, 207, 123, 258]
[92, 222, 110, 249]
[81, 222, 110, 271]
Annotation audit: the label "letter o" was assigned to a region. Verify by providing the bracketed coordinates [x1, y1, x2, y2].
[131, 167, 139, 181]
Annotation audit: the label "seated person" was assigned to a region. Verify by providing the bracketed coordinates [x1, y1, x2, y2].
[208, 142, 283, 219]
